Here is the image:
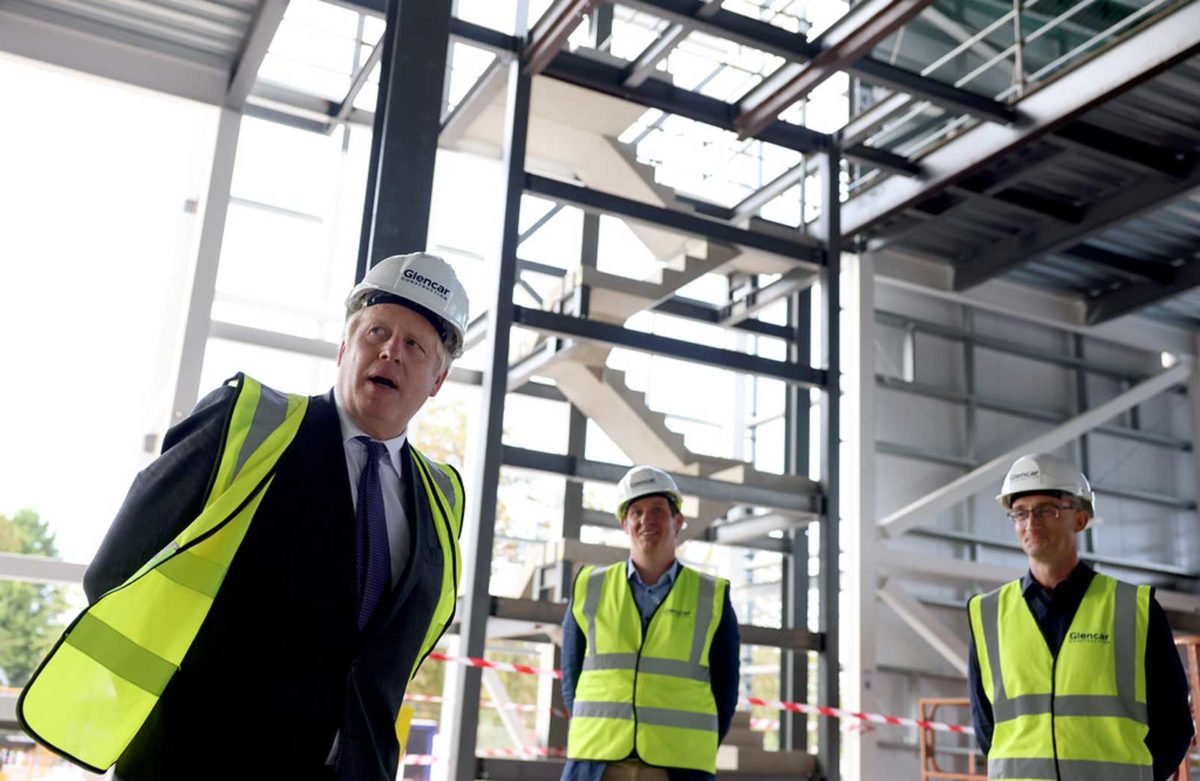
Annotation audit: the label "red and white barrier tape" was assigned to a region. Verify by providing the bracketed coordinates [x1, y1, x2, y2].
[402, 747, 566, 765]
[424, 652, 969, 734]
[426, 652, 561, 679]
[741, 696, 969, 735]
[405, 693, 570, 720]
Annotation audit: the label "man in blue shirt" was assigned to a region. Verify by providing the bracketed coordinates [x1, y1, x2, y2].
[560, 466, 741, 781]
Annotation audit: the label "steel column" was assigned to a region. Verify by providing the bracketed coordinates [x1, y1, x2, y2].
[781, 288, 812, 750]
[817, 146, 841, 781]
[170, 107, 242, 423]
[445, 58, 531, 781]
[356, 0, 453, 279]
[840, 247, 877, 779]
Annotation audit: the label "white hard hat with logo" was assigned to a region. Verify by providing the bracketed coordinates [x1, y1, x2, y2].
[996, 452, 1095, 518]
[346, 252, 470, 358]
[615, 465, 684, 521]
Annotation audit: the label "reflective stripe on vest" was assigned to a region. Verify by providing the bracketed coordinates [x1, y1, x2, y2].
[968, 574, 1152, 781]
[566, 563, 726, 773]
[18, 374, 308, 773]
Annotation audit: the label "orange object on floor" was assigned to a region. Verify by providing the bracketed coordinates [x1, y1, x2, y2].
[1176, 635, 1200, 781]
[918, 698, 985, 781]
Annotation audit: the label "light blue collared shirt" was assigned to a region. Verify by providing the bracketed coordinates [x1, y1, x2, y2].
[626, 558, 681, 625]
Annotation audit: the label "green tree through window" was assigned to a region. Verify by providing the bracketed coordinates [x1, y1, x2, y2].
[0, 509, 67, 687]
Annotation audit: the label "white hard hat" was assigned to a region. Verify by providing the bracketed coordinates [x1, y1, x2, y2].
[346, 253, 470, 358]
[615, 465, 683, 521]
[997, 452, 1095, 516]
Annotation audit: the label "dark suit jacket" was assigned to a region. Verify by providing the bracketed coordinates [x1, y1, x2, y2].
[84, 384, 457, 781]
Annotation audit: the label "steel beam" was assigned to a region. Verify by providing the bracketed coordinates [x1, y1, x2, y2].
[449, 15, 522, 55]
[876, 581, 968, 676]
[512, 306, 827, 386]
[875, 310, 1149, 383]
[876, 374, 1190, 452]
[524, 0, 603, 76]
[654, 296, 793, 340]
[440, 57, 508, 144]
[839, 0, 1200, 241]
[357, 0, 453, 276]
[707, 511, 815, 543]
[0, 552, 87, 586]
[446, 59, 531, 781]
[1052, 121, 1194, 180]
[954, 158, 1200, 291]
[879, 439, 1195, 510]
[445, 23, 917, 174]
[719, 267, 819, 327]
[623, 0, 724, 87]
[736, 0, 935, 139]
[501, 445, 822, 513]
[1063, 245, 1176, 286]
[331, 34, 385, 131]
[877, 360, 1191, 539]
[907, 526, 1199, 580]
[879, 547, 1200, 621]
[624, 24, 689, 88]
[525, 173, 823, 262]
[225, 0, 287, 110]
[541, 50, 832, 154]
[1088, 253, 1200, 325]
[619, 0, 1013, 124]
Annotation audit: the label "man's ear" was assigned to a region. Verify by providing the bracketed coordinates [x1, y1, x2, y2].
[429, 366, 450, 397]
[336, 341, 346, 367]
[1074, 510, 1090, 533]
[673, 513, 685, 533]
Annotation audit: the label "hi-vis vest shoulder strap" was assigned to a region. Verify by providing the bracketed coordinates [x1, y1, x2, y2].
[407, 448, 463, 681]
[968, 573, 1152, 781]
[567, 563, 727, 773]
[18, 374, 308, 773]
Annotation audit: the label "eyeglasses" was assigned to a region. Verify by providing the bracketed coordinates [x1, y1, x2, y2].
[1006, 504, 1076, 524]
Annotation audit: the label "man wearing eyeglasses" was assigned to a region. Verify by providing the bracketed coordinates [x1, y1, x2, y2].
[967, 453, 1193, 781]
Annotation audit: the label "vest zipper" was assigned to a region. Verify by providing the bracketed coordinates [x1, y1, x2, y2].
[627, 572, 673, 764]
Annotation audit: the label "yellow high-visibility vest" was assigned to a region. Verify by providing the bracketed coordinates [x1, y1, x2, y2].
[18, 374, 464, 773]
[567, 563, 727, 773]
[968, 573, 1153, 781]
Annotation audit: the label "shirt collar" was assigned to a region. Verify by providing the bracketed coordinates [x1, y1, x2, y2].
[627, 558, 680, 588]
[333, 385, 407, 473]
[1021, 559, 1094, 597]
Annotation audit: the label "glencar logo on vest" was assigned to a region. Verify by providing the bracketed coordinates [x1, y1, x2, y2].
[1068, 631, 1111, 644]
[403, 268, 450, 300]
[662, 608, 692, 617]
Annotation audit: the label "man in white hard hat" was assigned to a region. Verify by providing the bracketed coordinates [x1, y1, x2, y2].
[23, 254, 469, 781]
[560, 465, 741, 781]
[967, 452, 1193, 781]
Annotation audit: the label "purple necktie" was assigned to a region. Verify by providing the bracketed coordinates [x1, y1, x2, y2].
[354, 437, 391, 633]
